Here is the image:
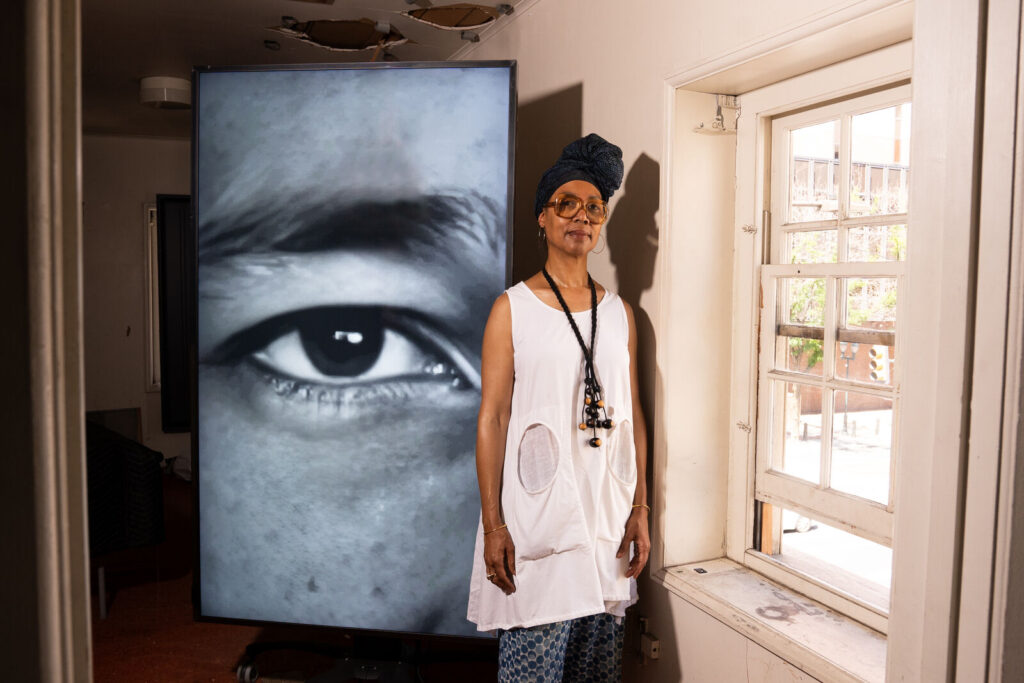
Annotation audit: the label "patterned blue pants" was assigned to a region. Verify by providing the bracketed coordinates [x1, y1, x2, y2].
[497, 613, 624, 682]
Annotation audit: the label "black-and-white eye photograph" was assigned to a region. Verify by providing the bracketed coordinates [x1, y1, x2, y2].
[194, 64, 513, 637]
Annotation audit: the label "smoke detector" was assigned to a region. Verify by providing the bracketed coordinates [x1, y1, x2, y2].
[139, 76, 191, 109]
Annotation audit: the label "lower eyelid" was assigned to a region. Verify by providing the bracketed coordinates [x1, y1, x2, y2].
[250, 363, 468, 415]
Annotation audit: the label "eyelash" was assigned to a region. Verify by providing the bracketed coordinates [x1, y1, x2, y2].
[259, 370, 457, 412]
[209, 306, 472, 407]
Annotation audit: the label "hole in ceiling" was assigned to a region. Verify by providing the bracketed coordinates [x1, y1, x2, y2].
[405, 4, 500, 30]
[273, 19, 407, 52]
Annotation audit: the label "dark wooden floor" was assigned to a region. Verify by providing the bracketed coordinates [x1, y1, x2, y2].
[90, 474, 498, 682]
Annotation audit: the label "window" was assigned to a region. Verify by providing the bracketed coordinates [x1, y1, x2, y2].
[749, 85, 910, 630]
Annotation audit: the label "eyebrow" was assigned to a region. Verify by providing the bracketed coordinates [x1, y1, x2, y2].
[198, 192, 504, 264]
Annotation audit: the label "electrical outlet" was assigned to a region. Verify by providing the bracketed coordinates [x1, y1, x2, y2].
[641, 633, 660, 660]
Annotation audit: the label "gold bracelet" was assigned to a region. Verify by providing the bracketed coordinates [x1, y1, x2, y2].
[484, 523, 507, 535]
[631, 504, 651, 512]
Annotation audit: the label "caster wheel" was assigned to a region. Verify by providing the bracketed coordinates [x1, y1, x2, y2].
[236, 662, 259, 683]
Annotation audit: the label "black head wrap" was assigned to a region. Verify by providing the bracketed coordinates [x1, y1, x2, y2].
[533, 133, 624, 217]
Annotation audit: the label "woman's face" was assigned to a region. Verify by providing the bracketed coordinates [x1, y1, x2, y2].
[195, 67, 509, 636]
[538, 179, 605, 258]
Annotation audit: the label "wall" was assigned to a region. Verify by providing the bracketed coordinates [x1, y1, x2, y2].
[659, 89, 736, 568]
[458, 0, 905, 680]
[83, 134, 192, 464]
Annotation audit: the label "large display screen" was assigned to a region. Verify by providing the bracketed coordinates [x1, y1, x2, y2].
[193, 63, 514, 637]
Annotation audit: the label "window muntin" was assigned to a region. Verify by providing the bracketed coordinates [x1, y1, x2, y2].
[755, 85, 909, 616]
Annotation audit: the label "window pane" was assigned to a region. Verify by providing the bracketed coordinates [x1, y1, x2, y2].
[772, 506, 892, 612]
[788, 229, 837, 264]
[789, 121, 839, 222]
[844, 277, 897, 330]
[778, 337, 824, 376]
[830, 392, 892, 504]
[782, 277, 826, 326]
[838, 278, 897, 386]
[849, 102, 911, 217]
[835, 340, 895, 386]
[779, 278, 826, 376]
[774, 381, 822, 484]
[848, 224, 906, 262]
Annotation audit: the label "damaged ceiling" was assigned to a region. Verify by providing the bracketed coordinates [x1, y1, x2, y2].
[406, 4, 503, 29]
[82, 0, 523, 138]
[272, 18, 410, 52]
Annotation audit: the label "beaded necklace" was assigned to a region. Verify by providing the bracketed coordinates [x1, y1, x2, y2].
[541, 268, 614, 447]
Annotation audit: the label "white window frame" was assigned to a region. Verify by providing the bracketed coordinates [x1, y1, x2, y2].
[144, 202, 162, 393]
[726, 42, 913, 635]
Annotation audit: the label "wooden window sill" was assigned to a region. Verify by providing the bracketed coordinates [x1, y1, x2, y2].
[653, 558, 886, 683]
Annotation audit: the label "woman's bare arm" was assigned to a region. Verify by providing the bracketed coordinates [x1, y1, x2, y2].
[617, 300, 651, 579]
[476, 293, 517, 594]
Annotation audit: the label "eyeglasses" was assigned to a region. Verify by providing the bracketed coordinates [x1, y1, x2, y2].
[543, 194, 608, 224]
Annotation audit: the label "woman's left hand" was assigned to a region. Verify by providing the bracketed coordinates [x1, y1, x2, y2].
[616, 507, 651, 579]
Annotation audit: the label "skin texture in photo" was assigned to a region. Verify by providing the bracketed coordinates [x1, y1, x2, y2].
[195, 67, 510, 636]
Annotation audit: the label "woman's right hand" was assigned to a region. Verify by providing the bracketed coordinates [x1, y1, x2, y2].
[483, 527, 516, 594]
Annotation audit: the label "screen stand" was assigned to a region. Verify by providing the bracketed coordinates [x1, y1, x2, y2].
[307, 657, 417, 682]
[236, 636, 418, 683]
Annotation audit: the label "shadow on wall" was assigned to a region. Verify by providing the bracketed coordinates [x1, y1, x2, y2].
[607, 153, 661, 433]
[510, 84, 583, 282]
[608, 153, 659, 306]
[606, 154, 684, 683]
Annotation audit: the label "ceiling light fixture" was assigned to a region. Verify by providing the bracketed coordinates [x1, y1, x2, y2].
[139, 76, 191, 109]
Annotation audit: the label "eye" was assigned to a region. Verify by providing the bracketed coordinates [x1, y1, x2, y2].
[556, 196, 582, 215]
[210, 306, 474, 389]
[585, 201, 606, 217]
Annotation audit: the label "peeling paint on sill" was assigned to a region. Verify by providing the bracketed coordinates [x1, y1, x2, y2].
[653, 558, 886, 683]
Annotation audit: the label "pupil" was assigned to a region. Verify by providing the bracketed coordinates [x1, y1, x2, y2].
[299, 308, 384, 377]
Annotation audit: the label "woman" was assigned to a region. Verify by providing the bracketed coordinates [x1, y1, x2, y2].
[467, 134, 650, 681]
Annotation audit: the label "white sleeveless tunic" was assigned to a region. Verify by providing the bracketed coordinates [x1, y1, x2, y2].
[467, 281, 639, 631]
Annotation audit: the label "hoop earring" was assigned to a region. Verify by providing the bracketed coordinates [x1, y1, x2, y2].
[538, 228, 547, 241]
[591, 231, 606, 254]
